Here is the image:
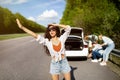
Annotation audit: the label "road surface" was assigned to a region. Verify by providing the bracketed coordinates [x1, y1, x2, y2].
[0, 36, 119, 80]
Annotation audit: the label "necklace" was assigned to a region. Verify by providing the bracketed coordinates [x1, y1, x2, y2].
[51, 37, 60, 46]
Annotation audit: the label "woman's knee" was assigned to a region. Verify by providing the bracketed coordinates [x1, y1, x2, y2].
[52, 74, 59, 80]
[64, 72, 71, 80]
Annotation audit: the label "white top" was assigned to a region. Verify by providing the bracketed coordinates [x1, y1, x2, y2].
[92, 44, 102, 51]
[36, 26, 71, 62]
[92, 44, 104, 55]
[102, 36, 114, 45]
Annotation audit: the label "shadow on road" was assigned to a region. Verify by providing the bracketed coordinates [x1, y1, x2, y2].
[63, 66, 77, 80]
[67, 57, 87, 61]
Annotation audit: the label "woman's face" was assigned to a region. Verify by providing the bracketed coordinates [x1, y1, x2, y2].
[98, 35, 102, 40]
[48, 26, 57, 38]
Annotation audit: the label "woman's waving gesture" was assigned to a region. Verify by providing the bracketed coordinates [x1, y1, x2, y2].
[16, 19, 38, 39]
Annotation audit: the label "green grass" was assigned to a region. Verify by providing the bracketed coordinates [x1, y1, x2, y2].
[0, 33, 30, 40]
[109, 54, 120, 66]
[108, 53, 120, 77]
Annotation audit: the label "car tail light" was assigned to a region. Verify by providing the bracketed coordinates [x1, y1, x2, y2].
[84, 45, 88, 48]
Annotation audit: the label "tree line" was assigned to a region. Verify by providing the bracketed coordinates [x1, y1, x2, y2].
[0, 6, 45, 34]
[60, 0, 120, 49]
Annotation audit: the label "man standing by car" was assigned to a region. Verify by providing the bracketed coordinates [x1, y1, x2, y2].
[84, 34, 98, 58]
[85, 34, 98, 44]
[98, 34, 115, 66]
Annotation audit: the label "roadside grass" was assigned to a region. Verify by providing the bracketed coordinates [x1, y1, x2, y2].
[108, 61, 120, 77]
[0, 33, 30, 40]
[108, 54, 120, 77]
[109, 54, 120, 67]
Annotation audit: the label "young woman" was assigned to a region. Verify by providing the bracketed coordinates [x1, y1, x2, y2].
[98, 34, 115, 66]
[16, 19, 71, 80]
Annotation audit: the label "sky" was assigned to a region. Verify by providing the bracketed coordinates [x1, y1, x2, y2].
[0, 0, 66, 27]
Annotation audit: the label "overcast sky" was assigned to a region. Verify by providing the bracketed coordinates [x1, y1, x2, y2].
[0, 0, 66, 27]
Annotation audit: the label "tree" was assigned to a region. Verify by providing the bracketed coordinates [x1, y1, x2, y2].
[0, 6, 45, 34]
[60, 0, 120, 49]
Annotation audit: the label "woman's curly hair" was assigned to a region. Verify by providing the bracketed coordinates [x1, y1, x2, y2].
[44, 24, 60, 55]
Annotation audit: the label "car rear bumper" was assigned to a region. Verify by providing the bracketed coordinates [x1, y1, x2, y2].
[65, 49, 88, 57]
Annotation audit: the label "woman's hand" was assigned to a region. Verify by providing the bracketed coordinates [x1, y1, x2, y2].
[16, 19, 23, 29]
[16, 18, 38, 38]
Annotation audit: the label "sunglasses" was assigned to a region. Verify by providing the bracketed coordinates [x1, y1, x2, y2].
[48, 27, 56, 31]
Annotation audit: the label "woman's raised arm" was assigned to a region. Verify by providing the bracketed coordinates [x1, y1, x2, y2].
[16, 19, 38, 39]
[50, 24, 69, 29]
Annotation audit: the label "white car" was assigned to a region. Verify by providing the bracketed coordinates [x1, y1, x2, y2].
[62, 27, 88, 58]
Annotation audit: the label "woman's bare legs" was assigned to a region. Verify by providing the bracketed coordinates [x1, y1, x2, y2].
[64, 72, 71, 80]
[52, 74, 59, 80]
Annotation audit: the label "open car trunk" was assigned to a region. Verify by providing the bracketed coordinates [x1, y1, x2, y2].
[61, 28, 84, 50]
[65, 36, 84, 50]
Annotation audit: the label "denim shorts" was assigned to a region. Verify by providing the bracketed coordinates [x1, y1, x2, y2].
[50, 58, 71, 75]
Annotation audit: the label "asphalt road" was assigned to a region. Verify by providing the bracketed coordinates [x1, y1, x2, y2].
[0, 36, 120, 80]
